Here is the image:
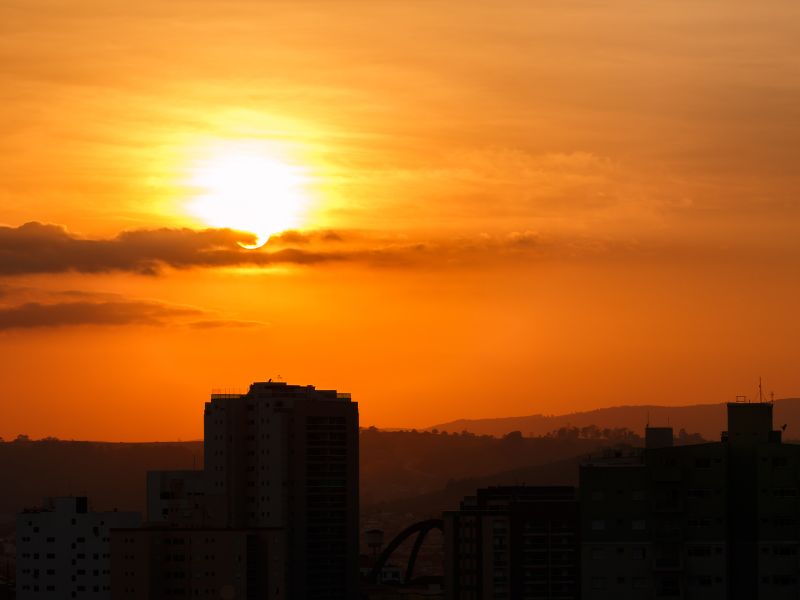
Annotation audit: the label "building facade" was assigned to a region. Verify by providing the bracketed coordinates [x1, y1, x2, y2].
[580, 402, 800, 600]
[444, 486, 580, 600]
[112, 527, 284, 598]
[17, 497, 140, 599]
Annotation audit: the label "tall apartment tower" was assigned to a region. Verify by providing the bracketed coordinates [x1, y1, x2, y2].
[112, 381, 359, 600]
[203, 381, 360, 599]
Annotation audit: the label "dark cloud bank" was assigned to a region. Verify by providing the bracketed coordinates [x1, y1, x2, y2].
[0, 222, 348, 275]
[0, 222, 544, 276]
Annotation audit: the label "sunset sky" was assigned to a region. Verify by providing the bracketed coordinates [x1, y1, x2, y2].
[1, 0, 799, 441]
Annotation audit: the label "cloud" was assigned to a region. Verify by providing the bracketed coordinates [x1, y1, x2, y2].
[0, 288, 270, 331]
[188, 319, 269, 329]
[265, 229, 345, 246]
[7, 220, 795, 280]
[0, 221, 558, 276]
[0, 222, 347, 276]
[0, 300, 199, 330]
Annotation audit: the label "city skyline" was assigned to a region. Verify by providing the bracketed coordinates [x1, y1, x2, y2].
[11, 378, 800, 599]
[2, 0, 800, 441]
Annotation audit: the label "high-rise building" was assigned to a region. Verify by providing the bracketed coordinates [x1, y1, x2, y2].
[203, 381, 360, 598]
[112, 380, 359, 600]
[580, 401, 800, 600]
[17, 497, 140, 599]
[444, 486, 580, 600]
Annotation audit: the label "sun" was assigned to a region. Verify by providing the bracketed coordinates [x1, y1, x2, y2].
[186, 143, 311, 246]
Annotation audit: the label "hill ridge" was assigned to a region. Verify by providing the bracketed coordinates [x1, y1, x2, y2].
[427, 398, 800, 439]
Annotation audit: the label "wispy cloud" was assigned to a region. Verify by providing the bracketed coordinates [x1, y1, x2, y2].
[0, 300, 197, 330]
[0, 287, 269, 331]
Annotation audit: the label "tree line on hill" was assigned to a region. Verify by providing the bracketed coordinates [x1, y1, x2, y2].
[0, 425, 706, 528]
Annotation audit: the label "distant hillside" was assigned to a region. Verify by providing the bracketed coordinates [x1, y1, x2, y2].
[364, 451, 596, 522]
[359, 429, 609, 506]
[427, 398, 800, 440]
[0, 432, 611, 526]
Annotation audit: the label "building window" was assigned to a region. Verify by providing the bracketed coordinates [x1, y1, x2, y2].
[687, 545, 712, 557]
[591, 577, 607, 590]
[591, 520, 605, 531]
[774, 575, 798, 586]
[689, 575, 714, 587]
[773, 545, 798, 556]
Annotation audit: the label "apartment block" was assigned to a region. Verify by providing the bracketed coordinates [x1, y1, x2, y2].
[580, 402, 800, 600]
[444, 486, 579, 600]
[17, 497, 139, 599]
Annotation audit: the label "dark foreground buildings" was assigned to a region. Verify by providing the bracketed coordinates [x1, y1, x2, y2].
[445, 400, 800, 599]
[444, 487, 579, 600]
[580, 400, 800, 599]
[15, 383, 800, 599]
[111, 381, 359, 600]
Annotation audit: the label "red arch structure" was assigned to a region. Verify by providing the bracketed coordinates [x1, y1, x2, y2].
[365, 518, 444, 585]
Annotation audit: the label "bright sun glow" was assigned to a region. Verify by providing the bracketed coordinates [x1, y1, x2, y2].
[187, 143, 311, 246]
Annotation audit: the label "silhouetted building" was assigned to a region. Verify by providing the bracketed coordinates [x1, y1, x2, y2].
[16, 497, 139, 599]
[112, 381, 359, 600]
[0, 533, 15, 600]
[366, 528, 385, 559]
[360, 554, 404, 586]
[444, 486, 579, 600]
[580, 401, 800, 599]
[0, 577, 13, 600]
[146, 470, 208, 527]
[111, 527, 284, 598]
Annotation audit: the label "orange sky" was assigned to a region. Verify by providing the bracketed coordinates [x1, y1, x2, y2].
[1, 0, 799, 440]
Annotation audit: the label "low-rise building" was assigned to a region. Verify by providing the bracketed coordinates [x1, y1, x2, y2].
[16, 497, 139, 599]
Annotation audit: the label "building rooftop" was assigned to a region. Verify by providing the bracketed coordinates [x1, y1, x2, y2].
[209, 381, 352, 402]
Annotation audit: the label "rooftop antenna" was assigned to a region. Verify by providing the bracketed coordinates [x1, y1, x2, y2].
[758, 376, 764, 403]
